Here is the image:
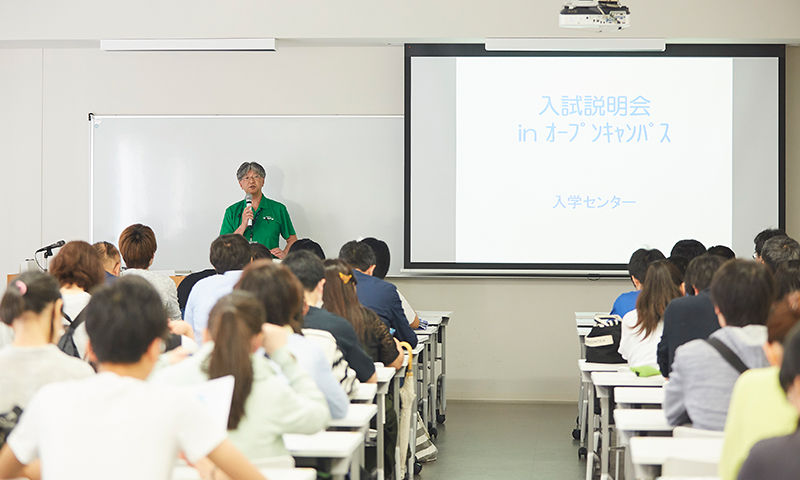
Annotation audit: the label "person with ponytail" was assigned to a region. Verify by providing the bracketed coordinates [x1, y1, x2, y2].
[0, 271, 94, 421]
[151, 291, 329, 460]
[322, 259, 403, 370]
[618, 259, 683, 370]
[235, 260, 349, 420]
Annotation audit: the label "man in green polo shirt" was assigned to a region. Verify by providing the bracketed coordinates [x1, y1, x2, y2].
[220, 162, 298, 259]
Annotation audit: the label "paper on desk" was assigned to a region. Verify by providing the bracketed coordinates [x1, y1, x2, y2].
[179, 375, 235, 431]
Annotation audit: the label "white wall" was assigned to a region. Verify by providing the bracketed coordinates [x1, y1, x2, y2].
[1, 3, 799, 402]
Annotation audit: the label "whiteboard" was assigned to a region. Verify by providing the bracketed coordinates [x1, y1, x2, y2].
[90, 115, 404, 274]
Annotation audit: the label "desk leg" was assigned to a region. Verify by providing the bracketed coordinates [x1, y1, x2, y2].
[428, 338, 437, 430]
[439, 321, 447, 416]
[377, 391, 385, 480]
[421, 341, 429, 430]
[600, 392, 610, 478]
[578, 377, 587, 446]
[585, 382, 595, 480]
[393, 375, 401, 480]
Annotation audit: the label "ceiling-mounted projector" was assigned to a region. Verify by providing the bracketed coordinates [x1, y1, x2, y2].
[559, 0, 630, 31]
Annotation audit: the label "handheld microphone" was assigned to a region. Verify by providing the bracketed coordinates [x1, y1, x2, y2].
[35, 240, 65, 253]
[245, 193, 253, 227]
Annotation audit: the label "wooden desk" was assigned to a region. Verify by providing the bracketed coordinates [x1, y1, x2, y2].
[629, 437, 723, 480]
[283, 431, 364, 480]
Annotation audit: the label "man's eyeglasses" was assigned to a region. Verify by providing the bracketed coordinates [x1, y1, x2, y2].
[241, 175, 262, 183]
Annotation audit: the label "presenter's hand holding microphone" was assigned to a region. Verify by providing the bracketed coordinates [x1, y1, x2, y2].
[239, 193, 255, 230]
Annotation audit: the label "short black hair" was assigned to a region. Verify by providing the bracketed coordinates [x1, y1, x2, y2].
[754, 228, 785, 257]
[84, 276, 169, 364]
[668, 255, 690, 277]
[684, 254, 726, 294]
[779, 323, 800, 393]
[361, 238, 390, 279]
[670, 239, 707, 262]
[710, 259, 776, 327]
[209, 234, 252, 273]
[283, 250, 325, 291]
[776, 259, 800, 300]
[761, 236, 800, 273]
[249, 243, 273, 261]
[628, 248, 666, 283]
[339, 240, 376, 272]
[707, 245, 736, 260]
[288, 238, 326, 260]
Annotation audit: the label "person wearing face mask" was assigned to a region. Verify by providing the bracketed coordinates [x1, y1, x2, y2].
[220, 162, 297, 260]
[0, 272, 95, 428]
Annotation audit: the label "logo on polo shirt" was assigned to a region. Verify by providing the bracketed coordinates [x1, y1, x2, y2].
[264, 216, 274, 221]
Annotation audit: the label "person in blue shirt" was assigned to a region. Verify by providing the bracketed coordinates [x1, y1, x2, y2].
[338, 240, 418, 349]
[611, 248, 666, 317]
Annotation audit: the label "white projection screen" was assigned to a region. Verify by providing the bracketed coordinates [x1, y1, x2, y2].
[405, 44, 785, 275]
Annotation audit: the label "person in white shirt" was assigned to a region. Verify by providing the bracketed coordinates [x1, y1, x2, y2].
[119, 223, 182, 321]
[0, 272, 95, 416]
[235, 260, 350, 419]
[618, 260, 683, 370]
[0, 276, 265, 480]
[153, 291, 330, 460]
[49, 240, 106, 360]
[185, 234, 252, 344]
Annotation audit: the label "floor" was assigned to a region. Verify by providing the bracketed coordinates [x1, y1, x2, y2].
[418, 401, 587, 480]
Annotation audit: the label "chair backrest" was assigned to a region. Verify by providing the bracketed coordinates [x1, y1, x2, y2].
[662, 456, 718, 476]
[251, 455, 296, 468]
[672, 425, 725, 438]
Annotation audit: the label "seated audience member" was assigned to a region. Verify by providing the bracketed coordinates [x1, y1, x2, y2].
[708, 245, 736, 260]
[176, 269, 216, 313]
[49, 241, 106, 360]
[657, 254, 726, 377]
[322, 258, 404, 473]
[236, 261, 349, 419]
[719, 300, 800, 480]
[667, 255, 689, 277]
[119, 223, 182, 321]
[322, 259, 404, 370]
[618, 260, 683, 370]
[670, 239, 707, 262]
[283, 250, 376, 383]
[185, 234, 251, 344]
[287, 238, 326, 260]
[249, 243, 273, 261]
[152, 292, 330, 460]
[736, 323, 800, 480]
[339, 241, 418, 348]
[611, 248, 666, 317]
[92, 241, 121, 283]
[761, 235, 800, 274]
[753, 227, 785, 262]
[664, 259, 774, 431]
[361, 237, 420, 329]
[0, 272, 94, 432]
[0, 276, 266, 480]
[775, 260, 800, 305]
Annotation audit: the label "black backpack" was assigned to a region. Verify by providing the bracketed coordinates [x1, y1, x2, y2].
[58, 310, 86, 358]
[584, 315, 626, 364]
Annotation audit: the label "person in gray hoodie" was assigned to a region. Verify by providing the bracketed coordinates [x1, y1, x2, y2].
[664, 259, 776, 431]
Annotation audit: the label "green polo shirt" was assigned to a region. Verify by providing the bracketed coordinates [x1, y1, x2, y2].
[220, 194, 296, 249]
